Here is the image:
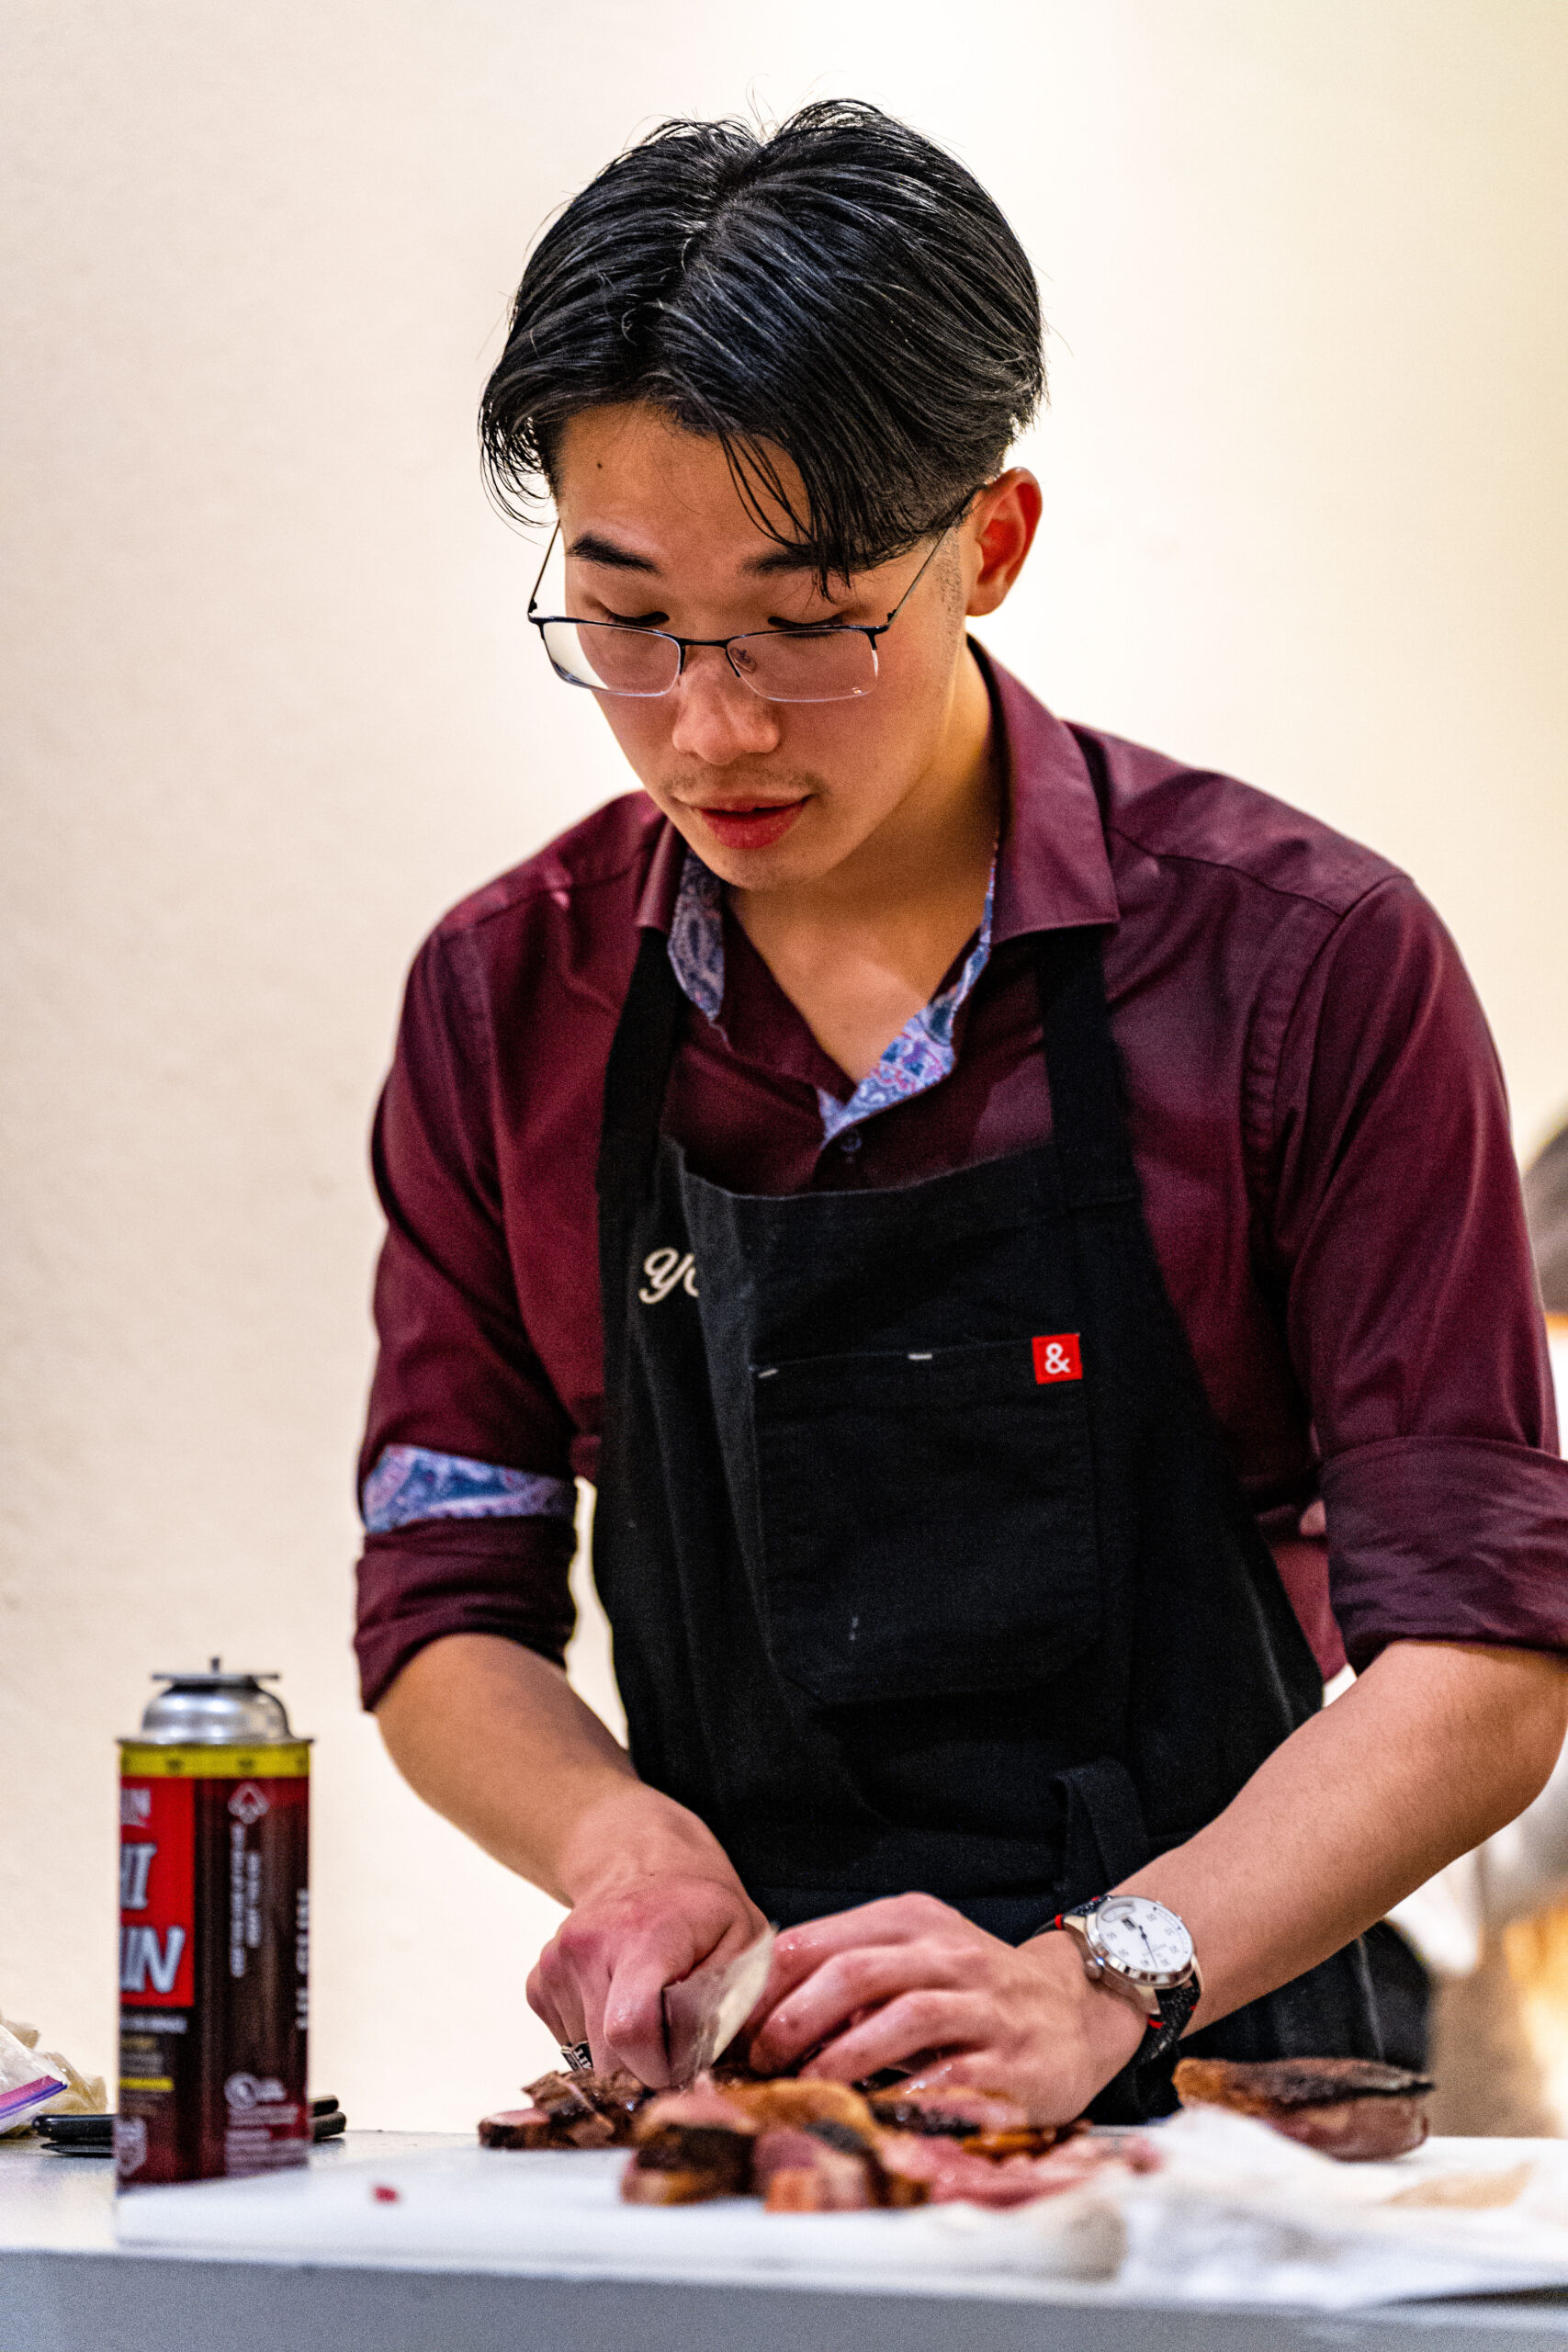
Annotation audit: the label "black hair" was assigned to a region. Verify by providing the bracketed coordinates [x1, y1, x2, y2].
[479, 100, 1043, 582]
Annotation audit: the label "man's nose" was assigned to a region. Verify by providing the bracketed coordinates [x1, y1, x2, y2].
[667, 646, 782, 763]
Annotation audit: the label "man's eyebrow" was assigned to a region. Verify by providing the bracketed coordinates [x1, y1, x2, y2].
[569, 530, 835, 585]
[743, 543, 830, 577]
[567, 532, 660, 572]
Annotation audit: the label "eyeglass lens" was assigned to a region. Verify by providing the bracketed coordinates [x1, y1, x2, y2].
[539, 620, 878, 705]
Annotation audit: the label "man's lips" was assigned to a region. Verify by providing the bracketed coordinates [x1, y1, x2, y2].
[686, 799, 807, 852]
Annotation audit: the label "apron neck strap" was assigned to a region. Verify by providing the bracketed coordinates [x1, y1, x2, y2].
[598, 925, 686, 1205]
[1036, 928, 1141, 1210]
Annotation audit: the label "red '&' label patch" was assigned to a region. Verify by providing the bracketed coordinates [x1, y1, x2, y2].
[1032, 1332, 1083, 1385]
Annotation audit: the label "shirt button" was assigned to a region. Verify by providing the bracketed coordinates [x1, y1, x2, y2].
[838, 1129, 863, 1155]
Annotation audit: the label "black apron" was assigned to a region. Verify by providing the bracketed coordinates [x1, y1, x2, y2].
[592, 899, 1389, 2114]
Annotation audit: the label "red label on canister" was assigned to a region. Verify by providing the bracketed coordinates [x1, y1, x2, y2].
[117, 1739, 310, 2188]
[118, 1776, 195, 2007]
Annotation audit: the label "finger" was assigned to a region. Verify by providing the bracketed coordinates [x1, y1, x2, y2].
[584, 1906, 760, 2085]
[525, 1956, 574, 2049]
[598, 1962, 676, 2088]
[529, 1944, 592, 2051]
[750, 1894, 966, 2024]
[536, 1929, 613, 2060]
[750, 1943, 967, 2074]
[902, 2050, 1019, 2095]
[798, 1988, 987, 2085]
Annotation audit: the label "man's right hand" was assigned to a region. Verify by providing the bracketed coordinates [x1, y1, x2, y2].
[374, 1634, 762, 2086]
[528, 1856, 766, 2086]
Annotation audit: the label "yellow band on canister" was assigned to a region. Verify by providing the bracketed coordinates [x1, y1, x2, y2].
[118, 1741, 311, 1778]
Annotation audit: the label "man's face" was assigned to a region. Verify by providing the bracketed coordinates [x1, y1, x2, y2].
[547, 405, 1024, 892]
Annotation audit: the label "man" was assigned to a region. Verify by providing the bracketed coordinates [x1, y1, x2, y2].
[357, 102, 1568, 2121]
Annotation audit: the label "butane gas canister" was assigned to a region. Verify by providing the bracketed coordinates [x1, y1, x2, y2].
[116, 1662, 310, 2187]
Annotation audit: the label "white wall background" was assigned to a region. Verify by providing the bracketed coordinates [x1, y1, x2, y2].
[3, 0, 1565, 2129]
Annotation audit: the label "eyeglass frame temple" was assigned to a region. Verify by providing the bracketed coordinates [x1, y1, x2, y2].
[525, 522, 955, 678]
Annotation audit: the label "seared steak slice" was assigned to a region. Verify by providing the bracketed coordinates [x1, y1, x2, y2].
[477, 2106, 552, 2149]
[722, 2078, 877, 2135]
[1174, 2056, 1434, 2161]
[523, 2065, 650, 2148]
[869, 2086, 1035, 2133]
[624, 2082, 759, 2200]
[867, 2084, 1066, 2153]
[623, 2166, 731, 2205]
[875, 2125, 1158, 2208]
[753, 2125, 879, 2211]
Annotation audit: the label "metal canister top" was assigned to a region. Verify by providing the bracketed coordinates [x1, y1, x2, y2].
[132, 1659, 295, 1745]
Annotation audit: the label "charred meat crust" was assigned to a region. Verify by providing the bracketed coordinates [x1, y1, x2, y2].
[1173, 2057, 1434, 2162]
[868, 2086, 1077, 2155]
[1174, 2057, 1434, 2112]
[721, 2078, 877, 2134]
[622, 2166, 724, 2205]
[633, 2122, 755, 2193]
[869, 2098, 990, 2141]
[623, 2086, 927, 2209]
[625, 2086, 761, 2202]
[478, 2107, 552, 2149]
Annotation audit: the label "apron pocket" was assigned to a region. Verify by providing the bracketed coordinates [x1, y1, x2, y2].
[751, 1338, 1101, 1706]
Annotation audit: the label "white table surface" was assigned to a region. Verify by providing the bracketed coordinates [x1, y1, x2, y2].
[6, 2128, 1568, 2352]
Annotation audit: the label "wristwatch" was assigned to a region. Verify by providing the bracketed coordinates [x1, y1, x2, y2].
[1050, 1893, 1202, 2065]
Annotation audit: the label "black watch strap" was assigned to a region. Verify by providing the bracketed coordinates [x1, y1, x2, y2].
[1051, 1894, 1201, 2069]
[1141, 1972, 1201, 2064]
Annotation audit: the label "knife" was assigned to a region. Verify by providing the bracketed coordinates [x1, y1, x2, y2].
[558, 1923, 777, 2082]
[660, 1923, 777, 2085]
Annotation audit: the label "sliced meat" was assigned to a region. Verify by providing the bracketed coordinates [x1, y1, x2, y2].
[631, 2084, 759, 2140]
[874, 2134, 1044, 2209]
[522, 2066, 650, 2148]
[628, 2123, 754, 2194]
[723, 2078, 876, 2136]
[477, 2106, 552, 2149]
[867, 2086, 1043, 2139]
[1258, 2098, 1429, 2161]
[1173, 2056, 1433, 2162]
[874, 2126, 1156, 2209]
[753, 2126, 878, 2212]
[625, 2082, 758, 2200]
[1174, 2056, 1433, 2112]
[622, 2166, 730, 2205]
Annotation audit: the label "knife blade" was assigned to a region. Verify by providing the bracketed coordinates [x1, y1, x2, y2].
[660, 1924, 777, 2085]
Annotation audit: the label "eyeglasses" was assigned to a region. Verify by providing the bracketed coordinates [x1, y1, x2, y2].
[526, 525, 952, 705]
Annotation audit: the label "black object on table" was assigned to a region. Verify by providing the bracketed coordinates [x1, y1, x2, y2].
[36, 2098, 346, 2154]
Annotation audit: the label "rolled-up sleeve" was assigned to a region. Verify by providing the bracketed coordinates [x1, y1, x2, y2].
[1269, 876, 1568, 1670]
[354, 927, 579, 1708]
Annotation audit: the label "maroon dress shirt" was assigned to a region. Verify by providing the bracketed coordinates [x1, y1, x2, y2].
[355, 657, 1568, 1709]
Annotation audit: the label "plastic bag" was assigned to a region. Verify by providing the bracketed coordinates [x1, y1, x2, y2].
[0, 2018, 69, 2132]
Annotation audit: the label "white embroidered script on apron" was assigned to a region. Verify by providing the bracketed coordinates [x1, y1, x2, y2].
[638, 1247, 700, 1305]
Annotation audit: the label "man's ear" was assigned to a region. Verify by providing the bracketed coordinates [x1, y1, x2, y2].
[965, 469, 1043, 617]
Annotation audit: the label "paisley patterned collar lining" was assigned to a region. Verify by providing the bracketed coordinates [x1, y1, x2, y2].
[666, 847, 998, 1143]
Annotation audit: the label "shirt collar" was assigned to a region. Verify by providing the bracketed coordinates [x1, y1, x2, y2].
[982, 649, 1119, 940]
[634, 647, 1120, 945]
[665, 834, 998, 1141]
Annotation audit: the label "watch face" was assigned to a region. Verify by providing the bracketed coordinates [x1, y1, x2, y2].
[1089, 1895, 1193, 1983]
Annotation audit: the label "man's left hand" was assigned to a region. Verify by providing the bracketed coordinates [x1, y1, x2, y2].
[744, 1893, 1144, 2121]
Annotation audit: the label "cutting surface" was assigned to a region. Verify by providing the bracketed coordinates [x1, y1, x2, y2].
[112, 2137, 1125, 2295]
[8, 2128, 1568, 2352]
